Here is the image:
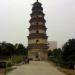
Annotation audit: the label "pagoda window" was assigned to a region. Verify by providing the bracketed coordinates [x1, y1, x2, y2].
[36, 40, 39, 44]
[36, 30, 39, 33]
[36, 22, 38, 25]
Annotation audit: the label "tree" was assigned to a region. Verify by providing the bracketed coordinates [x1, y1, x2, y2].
[6, 43, 15, 57]
[48, 50, 52, 57]
[52, 48, 62, 57]
[48, 48, 62, 64]
[0, 42, 15, 58]
[15, 44, 28, 55]
[62, 39, 75, 69]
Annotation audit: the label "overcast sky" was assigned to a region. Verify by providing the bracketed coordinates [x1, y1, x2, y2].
[0, 0, 75, 48]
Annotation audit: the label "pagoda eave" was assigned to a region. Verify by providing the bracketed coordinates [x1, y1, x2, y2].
[28, 35, 48, 39]
[30, 18, 46, 22]
[28, 25, 47, 30]
[28, 44, 48, 50]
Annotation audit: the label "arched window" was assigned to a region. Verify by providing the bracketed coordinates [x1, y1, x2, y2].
[36, 40, 39, 43]
[36, 30, 39, 33]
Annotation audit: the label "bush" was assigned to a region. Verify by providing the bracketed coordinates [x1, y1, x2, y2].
[11, 56, 24, 64]
[6, 61, 13, 67]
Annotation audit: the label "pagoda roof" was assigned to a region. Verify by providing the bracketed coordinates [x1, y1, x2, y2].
[33, 1, 42, 6]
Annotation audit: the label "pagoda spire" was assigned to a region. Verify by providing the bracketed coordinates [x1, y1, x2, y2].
[37, 0, 38, 2]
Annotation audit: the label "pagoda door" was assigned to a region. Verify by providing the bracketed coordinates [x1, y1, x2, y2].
[35, 52, 39, 58]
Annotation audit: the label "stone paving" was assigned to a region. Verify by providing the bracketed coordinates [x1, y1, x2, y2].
[7, 61, 65, 75]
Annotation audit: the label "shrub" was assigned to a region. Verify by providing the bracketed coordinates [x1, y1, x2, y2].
[6, 61, 13, 67]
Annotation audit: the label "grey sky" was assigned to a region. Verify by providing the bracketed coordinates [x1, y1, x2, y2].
[0, 0, 75, 48]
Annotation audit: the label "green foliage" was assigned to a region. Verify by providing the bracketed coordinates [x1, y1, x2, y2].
[62, 39, 75, 69]
[48, 48, 62, 65]
[11, 56, 24, 64]
[0, 42, 28, 68]
[48, 39, 75, 69]
[15, 44, 28, 55]
[0, 42, 28, 59]
[6, 61, 13, 67]
[0, 42, 15, 58]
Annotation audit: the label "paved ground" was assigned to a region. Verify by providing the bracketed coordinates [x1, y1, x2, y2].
[7, 61, 65, 75]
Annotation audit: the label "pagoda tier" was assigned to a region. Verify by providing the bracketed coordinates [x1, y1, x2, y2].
[28, 33, 47, 37]
[28, 36, 47, 39]
[28, 44, 48, 50]
[28, 34, 48, 39]
[33, 1, 42, 8]
[29, 25, 47, 30]
[30, 18, 46, 23]
[30, 11, 45, 17]
[32, 6, 43, 11]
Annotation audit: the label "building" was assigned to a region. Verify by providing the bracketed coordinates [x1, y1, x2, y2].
[28, 0, 48, 60]
[48, 41, 57, 51]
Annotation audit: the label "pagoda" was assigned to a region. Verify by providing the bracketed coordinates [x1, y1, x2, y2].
[28, 0, 48, 60]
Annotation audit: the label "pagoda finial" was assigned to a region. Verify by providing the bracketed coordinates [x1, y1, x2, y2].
[37, 0, 38, 2]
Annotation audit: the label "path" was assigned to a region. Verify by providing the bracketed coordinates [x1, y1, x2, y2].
[7, 61, 65, 75]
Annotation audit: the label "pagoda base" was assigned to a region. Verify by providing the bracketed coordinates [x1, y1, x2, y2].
[28, 50, 48, 61]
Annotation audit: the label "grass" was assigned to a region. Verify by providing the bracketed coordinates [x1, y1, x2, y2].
[6, 55, 24, 74]
[59, 68, 75, 75]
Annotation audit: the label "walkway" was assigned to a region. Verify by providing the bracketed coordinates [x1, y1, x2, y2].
[7, 61, 65, 75]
